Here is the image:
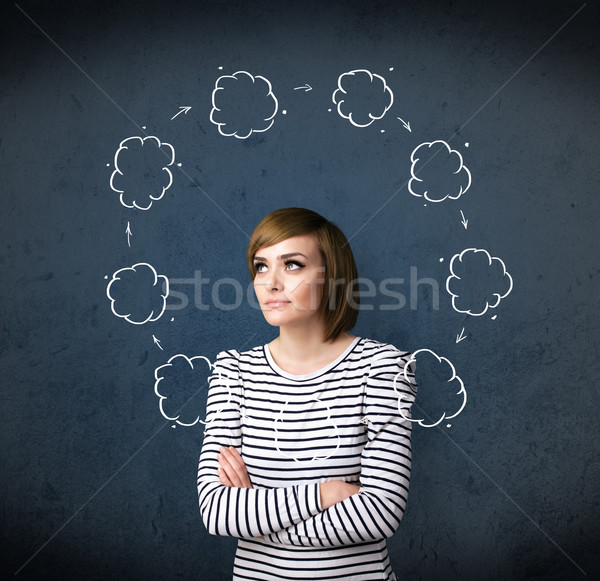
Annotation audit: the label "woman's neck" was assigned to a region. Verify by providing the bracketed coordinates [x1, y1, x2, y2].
[270, 324, 355, 368]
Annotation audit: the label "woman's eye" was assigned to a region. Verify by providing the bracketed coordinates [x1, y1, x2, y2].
[254, 260, 304, 273]
[285, 261, 304, 270]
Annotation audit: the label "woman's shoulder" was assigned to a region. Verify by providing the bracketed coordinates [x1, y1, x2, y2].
[213, 343, 264, 367]
[211, 348, 242, 376]
[359, 336, 413, 360]
[360, 338, 417, 393]
[213, 347, 242, 361]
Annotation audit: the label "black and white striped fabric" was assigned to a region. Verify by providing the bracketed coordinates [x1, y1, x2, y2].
[197, 336, 417, 581]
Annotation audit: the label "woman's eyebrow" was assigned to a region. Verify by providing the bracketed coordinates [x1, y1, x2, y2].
[253, 252, 308, 262]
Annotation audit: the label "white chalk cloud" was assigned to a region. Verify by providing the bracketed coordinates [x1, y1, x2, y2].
[332, 69, 394, 127]
[446, 248, 513, 316]
[154, 354, 226, 427]
[210, 70, 278, 139]
[408, 140, 471, 202]
[273, 398, 340, 463]
[110, 136, 175, 210]
[395, 349, 466, 428]
[105, 262, 169, 325]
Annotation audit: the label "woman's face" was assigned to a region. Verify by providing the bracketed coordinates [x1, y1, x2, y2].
[252, 233, 326, 328]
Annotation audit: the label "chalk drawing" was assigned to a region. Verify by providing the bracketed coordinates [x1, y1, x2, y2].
[110, 135, 175, 210]
[171, 106, 191, 120]
[397, 116, 412, 132]
[408, 140, 471, 202]
[332, 69, 394, 127]
[446, 248, 513, 316]
[154, 354, 231, 427]
[273, 398, 341, 463]
[456, 327, 468, 343]
[395, 348, 467, 428]
[210, 70, 278, 139]
[105, 262, 169, 325]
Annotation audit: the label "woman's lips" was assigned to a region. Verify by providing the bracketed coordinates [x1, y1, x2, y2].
[266, 300, 290, 307]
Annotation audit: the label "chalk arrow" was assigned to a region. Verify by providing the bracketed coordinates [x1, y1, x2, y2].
[153, 335, 164, 350]
[460, 210, 468, 229]
[396, 117, 411, 132]
[456, 327, 467, 343]
[126, 221, 132, 247]
[293, 84, 312, 92]
[171, 106, 191, 120]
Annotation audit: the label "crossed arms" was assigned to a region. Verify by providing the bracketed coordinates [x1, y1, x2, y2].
[196, 348, 416, 547]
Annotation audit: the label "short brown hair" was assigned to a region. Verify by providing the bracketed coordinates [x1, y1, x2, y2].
[247, 207, 359, 343]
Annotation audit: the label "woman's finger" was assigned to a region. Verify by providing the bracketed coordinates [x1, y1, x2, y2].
[218, 452, 242, 487]
[227, 446, 244, 463]
[218, 467, 233, 487]
[222, 447, 253, 488]
[219, 447, 253, 488]
[221, 447, 245, 472]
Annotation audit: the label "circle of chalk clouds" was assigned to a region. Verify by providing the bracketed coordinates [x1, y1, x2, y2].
[394, 348, 467, 428]
[332, 69, 394, 127]
[446, 248, 513, 316]
[105, 262, 169, 325]
[104, 74, 496, 434]
[110, 135, 175, 210]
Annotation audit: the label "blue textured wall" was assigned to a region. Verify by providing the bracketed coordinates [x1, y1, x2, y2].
[1, 0, 598, 579]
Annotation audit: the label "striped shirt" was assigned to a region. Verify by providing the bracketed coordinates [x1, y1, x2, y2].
[197, 336, 417, 581]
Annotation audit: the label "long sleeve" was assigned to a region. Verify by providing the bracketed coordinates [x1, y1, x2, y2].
[265, 346, 417, 547]
[197, 350, 322, 538]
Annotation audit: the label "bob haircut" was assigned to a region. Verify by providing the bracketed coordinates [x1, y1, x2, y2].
[247, 207, 359, 343]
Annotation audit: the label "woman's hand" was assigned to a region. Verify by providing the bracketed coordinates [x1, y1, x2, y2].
[217, 447, 358, 513]
[217, 446, 253, 489]
[217, 447, 266, 541]
[319, 481, 360, 510]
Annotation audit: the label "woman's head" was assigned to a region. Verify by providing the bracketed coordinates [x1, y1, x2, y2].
[247, 207, 359, 342]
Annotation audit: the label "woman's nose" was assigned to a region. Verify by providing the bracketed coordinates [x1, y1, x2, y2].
[267, 268, 282, 290]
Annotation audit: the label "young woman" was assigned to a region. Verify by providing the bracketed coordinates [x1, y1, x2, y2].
[197, 207, 417, 580]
